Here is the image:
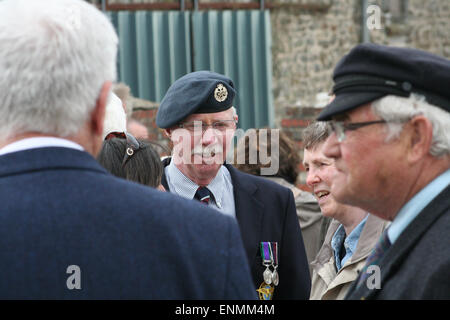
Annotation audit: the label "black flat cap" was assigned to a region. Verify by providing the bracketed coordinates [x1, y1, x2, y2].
[156, 71, 236, 128]
[317, 43, 450, 120]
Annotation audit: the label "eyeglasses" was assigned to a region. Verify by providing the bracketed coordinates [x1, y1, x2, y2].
[329, 120, 389, 142]
[104, 131, 141, 167]
[178, 120, 237, 132]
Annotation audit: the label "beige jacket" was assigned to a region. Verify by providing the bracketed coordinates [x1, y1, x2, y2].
[309, 214, 389, 300]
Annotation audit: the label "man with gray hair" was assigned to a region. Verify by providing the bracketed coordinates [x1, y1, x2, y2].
[0, 0, 255, 299]
[317, 43, 450, 299]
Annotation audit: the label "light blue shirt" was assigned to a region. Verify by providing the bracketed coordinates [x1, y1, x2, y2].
[331, 214, 369, 271]
[387, 168, 450, 245]
[165, 159, 236, 218]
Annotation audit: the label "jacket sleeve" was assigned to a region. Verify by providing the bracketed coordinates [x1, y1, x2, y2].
[224, 217, 258, 300]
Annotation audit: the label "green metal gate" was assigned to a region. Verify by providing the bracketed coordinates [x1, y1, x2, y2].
[108, 10, 273, 130]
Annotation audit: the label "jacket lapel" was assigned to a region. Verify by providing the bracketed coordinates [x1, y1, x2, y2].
[160, 159, 264, 266]
[224, 164, 264, 266]
[348, 185, 450, 299]
[161, 157, 171, 191]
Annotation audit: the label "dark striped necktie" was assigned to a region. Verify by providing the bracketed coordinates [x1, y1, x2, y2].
[194, 187, 212, 205]
[355, 229, 391, 289]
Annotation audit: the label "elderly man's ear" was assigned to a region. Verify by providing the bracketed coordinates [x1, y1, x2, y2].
[406, 115, 433, 163]
[90, 81, 112, 137]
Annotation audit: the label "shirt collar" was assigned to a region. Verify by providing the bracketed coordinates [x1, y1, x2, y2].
[344, 214, 369, 254]
[387, 168, 450, 244]
[0, 137, 84, 156]
[331, 214, 368, 270]
[166, 159, 225, 203]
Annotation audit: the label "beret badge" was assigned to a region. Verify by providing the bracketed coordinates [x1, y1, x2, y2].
[214, 83, 228, 102]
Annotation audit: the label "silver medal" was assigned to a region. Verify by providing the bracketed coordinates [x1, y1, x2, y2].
[263, 266, 273, 285]
[271, 267, 279, 286]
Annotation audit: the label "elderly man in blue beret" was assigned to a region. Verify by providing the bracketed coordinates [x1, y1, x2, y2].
[317, 43, 450, 299]
[156, 71, 311, 300]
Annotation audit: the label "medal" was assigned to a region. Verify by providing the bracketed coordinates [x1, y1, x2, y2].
[256, 282, 274, 300]
[260, 242, 273, 285]
[271, 242, 279, 286]
[271, 269, 279, 286]
[263, 267, 272, 285]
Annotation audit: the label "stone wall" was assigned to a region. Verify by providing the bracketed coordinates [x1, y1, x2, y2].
[406, 0, 450, 57]
[271, 0, 362, 134]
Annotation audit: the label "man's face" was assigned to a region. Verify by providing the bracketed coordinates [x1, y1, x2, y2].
[322, 103, 409, 219]
[303, 142, 348, 218]
[167, 108, 237, 184]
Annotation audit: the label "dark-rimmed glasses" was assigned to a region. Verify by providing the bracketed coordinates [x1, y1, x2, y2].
[104, 131, 141, 167]
[329, 120, 389, 142]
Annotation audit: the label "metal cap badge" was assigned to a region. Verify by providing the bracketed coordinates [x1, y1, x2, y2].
[214, 83, 228, 102]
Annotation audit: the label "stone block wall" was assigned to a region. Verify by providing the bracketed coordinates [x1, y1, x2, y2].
[406, 0, 450, 57]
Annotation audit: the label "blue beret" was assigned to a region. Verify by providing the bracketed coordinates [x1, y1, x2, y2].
[156, 71, 236, 128]
[317, 43, 450, 120]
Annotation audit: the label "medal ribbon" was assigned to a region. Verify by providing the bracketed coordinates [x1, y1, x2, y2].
[271, 242, 278, 266]
[260, 242, 272, 264]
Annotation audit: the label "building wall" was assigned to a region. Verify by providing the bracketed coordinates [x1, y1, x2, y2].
[406, 0, 450, 57]
[271, 0, 362, 138]
[93, 0, 450, 187]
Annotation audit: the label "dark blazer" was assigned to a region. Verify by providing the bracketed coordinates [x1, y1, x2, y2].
[346, 185, 450, 300]
[0, 147, 256, 299]
[162, 159, 311, 299]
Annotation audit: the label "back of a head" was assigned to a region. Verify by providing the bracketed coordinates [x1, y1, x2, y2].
[98, 138, 163, 188]
[235, 128, 301, 184]
[0, 0, 118, 140]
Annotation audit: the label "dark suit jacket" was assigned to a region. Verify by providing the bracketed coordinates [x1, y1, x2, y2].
[0, 147, 256, 299]
[346, 185, 450, 300]
[162, 159, 311, 299]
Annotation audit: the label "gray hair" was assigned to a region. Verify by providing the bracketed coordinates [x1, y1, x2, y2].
[0, 0, 118, 140]
[231, 106, 238, 118]
[302, 121, 331, 150]
[372, 94, 450, 157]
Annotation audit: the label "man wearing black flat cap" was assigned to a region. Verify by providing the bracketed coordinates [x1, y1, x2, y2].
[317, 43, 450, 299]
[156, 70, 311, 300]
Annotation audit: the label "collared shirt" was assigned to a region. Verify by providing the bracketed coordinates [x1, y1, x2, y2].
[331, 214, 369, 271]
[387, 168, 450, 245]
[165, 159, 236, 218]
[0, 137, 84, 156]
